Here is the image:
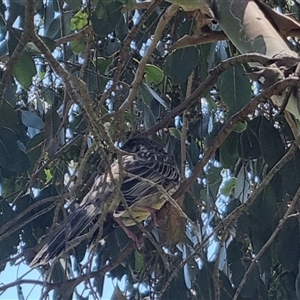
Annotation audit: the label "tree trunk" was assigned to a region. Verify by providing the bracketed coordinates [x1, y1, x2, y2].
[170, 0, 300, 119]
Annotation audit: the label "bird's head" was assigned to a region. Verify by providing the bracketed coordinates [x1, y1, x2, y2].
[120, 137, 168, 161]
[121, 137, 159, 152]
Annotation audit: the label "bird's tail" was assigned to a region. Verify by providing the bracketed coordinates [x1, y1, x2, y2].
[30, 203, 96, 267]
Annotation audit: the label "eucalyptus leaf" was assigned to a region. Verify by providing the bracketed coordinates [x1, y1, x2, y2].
[70, 11, 88, 31]
[163, 47, 199, 85]
[21, 110, 44, 130]
[0, 126, 20, 171]
[12, 51, 37, 90]
[91, 2, 123, 37]
[144, 64, 164, 85]
[219, 65, 252, 117]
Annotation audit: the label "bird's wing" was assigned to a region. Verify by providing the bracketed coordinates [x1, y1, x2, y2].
[30, 138, 180, 267]
[30, 171, 117, 267]
[114, 154, 180, 224]
[30, 202, 96, 267]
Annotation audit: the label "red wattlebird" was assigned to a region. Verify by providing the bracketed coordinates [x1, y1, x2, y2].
[30, 137, 180, 267]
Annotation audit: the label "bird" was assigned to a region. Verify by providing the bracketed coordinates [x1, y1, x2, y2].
[30, 137, 180, 267]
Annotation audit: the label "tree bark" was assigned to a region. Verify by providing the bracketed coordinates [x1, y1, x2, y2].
[170, 0, 300, 119]
[212, 0, 300, 119]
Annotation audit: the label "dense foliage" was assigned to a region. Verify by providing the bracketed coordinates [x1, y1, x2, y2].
[0, 0, 300, 299]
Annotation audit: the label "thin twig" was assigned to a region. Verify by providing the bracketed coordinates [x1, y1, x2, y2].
[117, 4, 179, 114]
[181, 71, 194, 178]
[158, 101, 300, 298]
[213, 231, 227, 300]
[173, 76, 300, 199]
[232, 184, 300, 300]
[55, 26, 92, 47]
[137, 53, 273, 137]
[0, 242, 135, 296]
[98, 0, 165, 106]
[0, 195, 66, 242]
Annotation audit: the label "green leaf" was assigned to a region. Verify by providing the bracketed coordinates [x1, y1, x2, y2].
[219, 65, 252, 116]
[70, 37, 86, 54]
[27, 131, 45, 172]
[44, 169, 53, 183]
[245, 185, 278, 273]
[163, 47, 198, 85]
[25, 42, 45, 56]
[96, 57, 113, 75]
[44, 108, 61, 158]
[40, 35, 56, 52]
[74, 240, 87, 264]
[45, 17, 61, 39]
[259, 117, 285, 168]
[205, 165, 222, 200]
[65, 0, 82, 11]
[21, 110, 44, 130]
[134, 251, 144, 272]
[220, 131, 239, 168]
[168, 127, 182, 139]
[140, 100, 156, 130]
[115, 12, 127, 41]
[70, 11, 88, 31]
[233, 121, 247, 133]
[277, 218, 300, 274]
[42, 88, 56, 105]
[12, 51, 37, 90]
[187, 139, 200, 166]
[51, 262, 71, 300]
[144, 64, 164, 85]
[7, 29, 19, 56]
[140, 82, 170, 109]
[220, 177, 236, 196]
[0, 200, 19, 267]
[0, 17, 6, 41]
[83, 61, 98, 93]
[0, 99, 17, 131]
[238, 126, 261, 159]
[91, 2, 123, 37]
[17, 146, 30, 172]
[8, 1, 25, 29]
[280, 150, 300, 196]
[0, 126, 20, 171]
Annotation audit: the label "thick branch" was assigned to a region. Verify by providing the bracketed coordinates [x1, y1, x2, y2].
[159, 77, 300, 297]
[173, 76, 300, 199]
[139, 53, 272, 137]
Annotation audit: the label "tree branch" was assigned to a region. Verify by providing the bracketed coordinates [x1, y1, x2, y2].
[173, 76, 300, 199]
[0, 0, 35, 103]
[98, 0, 165, 107]
[233, 183, 300, 300]
[140, 53, 272, 137]
[158, 77, 300, 297]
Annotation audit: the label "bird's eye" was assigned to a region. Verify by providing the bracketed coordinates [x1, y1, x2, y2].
[139, 145, 147, 151]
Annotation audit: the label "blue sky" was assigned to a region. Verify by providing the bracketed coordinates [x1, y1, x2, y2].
[1, 262, 123, 299]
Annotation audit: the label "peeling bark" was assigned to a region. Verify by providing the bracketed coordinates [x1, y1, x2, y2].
[212, 0, 294, 57]
[212, 0, 300, 118]
[170, 0, 300, 119]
